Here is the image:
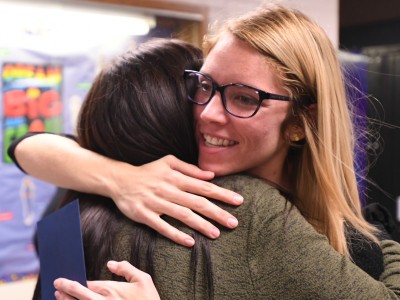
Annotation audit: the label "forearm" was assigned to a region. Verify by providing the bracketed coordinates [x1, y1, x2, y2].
[12, 133, 242, 246]
[13, 133, 123, 198]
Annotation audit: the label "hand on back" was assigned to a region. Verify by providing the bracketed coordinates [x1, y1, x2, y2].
[110, 155, 243, 246]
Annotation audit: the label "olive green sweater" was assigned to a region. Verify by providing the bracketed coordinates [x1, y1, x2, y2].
[102, 174, 400, 299]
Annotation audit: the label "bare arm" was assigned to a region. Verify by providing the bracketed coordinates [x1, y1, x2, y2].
[13, 133, 243, 246]
[14, 134, 119, 196]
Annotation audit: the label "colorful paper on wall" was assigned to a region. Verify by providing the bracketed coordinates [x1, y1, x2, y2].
[0, 48, 97, 283]
[2, 63, 63, 164]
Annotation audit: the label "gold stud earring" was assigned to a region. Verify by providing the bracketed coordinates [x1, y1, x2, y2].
[291, 133, 300, 142]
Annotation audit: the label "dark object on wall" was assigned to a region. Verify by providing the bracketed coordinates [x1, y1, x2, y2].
[363, 202, 399, 241]
[340, 1, 400, 244]
[363, 46, 400, 243]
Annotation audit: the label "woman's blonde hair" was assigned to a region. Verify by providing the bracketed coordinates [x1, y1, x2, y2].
[204, 4, 378, 255]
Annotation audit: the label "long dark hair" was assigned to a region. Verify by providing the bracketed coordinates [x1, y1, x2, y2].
[61, 39, 214, 298]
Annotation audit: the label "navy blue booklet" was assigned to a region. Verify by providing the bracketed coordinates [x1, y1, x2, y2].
[37, 199, 87, 299]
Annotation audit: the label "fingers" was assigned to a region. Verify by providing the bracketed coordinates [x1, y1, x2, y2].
[188, 179, 244, 206]
[153, 173, 241, 230]
[55, 290, 78, 300]
[105, 261, 160, 300]
[154, 199, 223, 238]
[141, 211, 196, 247]
[168, 188, 240, 230]
[54, 278, 100, 300]
[115, 198, 197, 247]
[106, 261, 151, 283]
[112, 155, 243, 247]
[165, 155, 215, 180]
[167, 157, 244, 206]
[140, 199, 229, 245]
[129, 176, 240, 243]
[106, 261, 134, 279]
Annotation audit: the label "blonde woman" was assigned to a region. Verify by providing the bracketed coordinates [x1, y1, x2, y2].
[10, 4, 400, 299]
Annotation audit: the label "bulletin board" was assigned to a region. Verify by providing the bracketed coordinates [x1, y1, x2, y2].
[0, 49, 97, 282]
[3, 63, 63, 163]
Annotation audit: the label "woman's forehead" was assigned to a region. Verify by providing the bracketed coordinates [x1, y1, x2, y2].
[204, 37, 257, 70]
[201, 34, 283, 93]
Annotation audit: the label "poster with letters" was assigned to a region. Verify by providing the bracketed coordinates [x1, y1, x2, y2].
[0, 49, 97, 283]
[3, 63, 63, 163]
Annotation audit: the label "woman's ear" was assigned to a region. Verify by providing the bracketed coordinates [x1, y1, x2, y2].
[308, 103, 317, 124]
[287, 123, 305, 143]
[285, 103, 316, 143]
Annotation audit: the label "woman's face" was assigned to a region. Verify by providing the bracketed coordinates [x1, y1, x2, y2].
[194, 33, 291, 184]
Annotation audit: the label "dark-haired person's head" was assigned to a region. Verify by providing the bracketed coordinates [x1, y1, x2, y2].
[77, 38, 203, 166]
[33, 38, 204, 300]
[60, 39, 205, 282]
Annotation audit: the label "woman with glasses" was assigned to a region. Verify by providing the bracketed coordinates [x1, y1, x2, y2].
[10, 4, 400, 299]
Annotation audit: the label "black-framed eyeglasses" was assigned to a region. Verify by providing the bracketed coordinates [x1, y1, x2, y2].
[184, 70, 297, 118]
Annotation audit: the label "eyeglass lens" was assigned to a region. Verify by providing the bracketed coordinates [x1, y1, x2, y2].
[185, 72, 261, 118]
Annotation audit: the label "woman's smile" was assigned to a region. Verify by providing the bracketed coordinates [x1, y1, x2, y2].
[203, 134, 238, 147]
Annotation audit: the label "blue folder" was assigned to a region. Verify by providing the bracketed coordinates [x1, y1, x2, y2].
[37, 199, 87, 299]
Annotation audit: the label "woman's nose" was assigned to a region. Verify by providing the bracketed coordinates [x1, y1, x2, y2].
[198, 92, 229, 124]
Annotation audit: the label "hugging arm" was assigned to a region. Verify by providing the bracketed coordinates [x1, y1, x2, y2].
[249, 191, 400, 299]
[9, 133, 243, 246]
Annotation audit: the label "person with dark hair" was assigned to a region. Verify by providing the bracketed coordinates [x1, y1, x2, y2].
[32, 38, 208, 299]
[10, 5, 400, 300]
[66, 37, 209, 282]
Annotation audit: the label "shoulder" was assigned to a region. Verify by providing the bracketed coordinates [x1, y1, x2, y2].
[212, 175, 324, 242]
[212, 174, 281, 200]
[212, 174, 290, 215]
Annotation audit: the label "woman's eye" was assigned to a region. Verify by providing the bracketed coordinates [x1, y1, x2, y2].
[199, 81, 212, 92]
[233, 95, 259, 106]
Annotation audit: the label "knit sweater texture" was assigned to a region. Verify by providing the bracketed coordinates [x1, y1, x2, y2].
[100, 174, 400, 300]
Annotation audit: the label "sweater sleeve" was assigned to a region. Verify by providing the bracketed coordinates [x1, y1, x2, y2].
[246, 185, 400, 299]
[380, 239, 400, 294]
[7, 132, 76, 173]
